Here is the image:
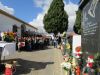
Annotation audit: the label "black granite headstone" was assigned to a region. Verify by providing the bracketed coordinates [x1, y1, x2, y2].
[82, 0, 100, 55]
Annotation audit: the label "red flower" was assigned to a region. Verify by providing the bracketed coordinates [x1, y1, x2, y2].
[88, 63, 93, 68]
[75, 46, 81, 52]
[19, 42, 25, 47]
[88, 55, 94, 59]
[5, 68, 12, 75]
[76, 53, 81, 57]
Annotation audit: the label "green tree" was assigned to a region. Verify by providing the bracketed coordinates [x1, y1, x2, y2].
[73, 10, 81, 34]
[43, 0, 68, 35]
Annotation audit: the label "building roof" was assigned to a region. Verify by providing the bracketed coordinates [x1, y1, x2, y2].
[0, 9, 38, 30]
[79, 0, 90, 10]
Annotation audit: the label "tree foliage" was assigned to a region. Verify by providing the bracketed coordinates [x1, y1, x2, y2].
[43, 0, 68, 35]
[73, 10, 81, 34]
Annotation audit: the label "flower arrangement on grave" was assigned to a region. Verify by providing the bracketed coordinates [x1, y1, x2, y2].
[75, 46, 82, 58]
[86, 55, 94, 68]
[83, 55, 94, 74]
[17, 38, 25, 49]
[4, 32, 16, 42]
[61, 55, 72, 71]
[5, 61, 17, 75]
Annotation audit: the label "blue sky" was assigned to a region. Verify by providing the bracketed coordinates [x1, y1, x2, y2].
[0, 0, 80, 22]
[0, 0, 80, 33]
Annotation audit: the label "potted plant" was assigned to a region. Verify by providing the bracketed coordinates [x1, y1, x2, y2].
[4, 32, 16, 42]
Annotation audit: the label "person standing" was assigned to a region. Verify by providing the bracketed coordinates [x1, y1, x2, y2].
[54, 36, 58, 48]
[58, 36, 61, 45]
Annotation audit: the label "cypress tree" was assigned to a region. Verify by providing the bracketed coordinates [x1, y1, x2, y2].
[43, 0, 68, 35]
[74, 10, 81, 34]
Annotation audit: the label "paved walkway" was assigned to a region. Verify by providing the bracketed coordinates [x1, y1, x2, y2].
[4, 46, 64, 75]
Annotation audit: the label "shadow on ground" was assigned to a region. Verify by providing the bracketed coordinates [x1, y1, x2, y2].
[32, 46, 53, 51]
[19, 46, 53, 52]
[13, 58, 54, 75]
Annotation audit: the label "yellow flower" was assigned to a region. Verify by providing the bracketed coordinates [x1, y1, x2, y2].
[66, 43, 70, 49]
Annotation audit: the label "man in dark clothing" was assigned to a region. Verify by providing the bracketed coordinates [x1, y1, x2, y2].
[58, 36, 61, 45]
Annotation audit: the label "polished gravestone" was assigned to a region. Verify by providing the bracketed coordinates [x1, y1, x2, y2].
[82, 0, 100, 55]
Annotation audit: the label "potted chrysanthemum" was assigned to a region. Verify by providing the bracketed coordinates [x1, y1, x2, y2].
[4, 32, 16, 42]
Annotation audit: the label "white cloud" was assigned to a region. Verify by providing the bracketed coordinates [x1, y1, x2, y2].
[29, 13, 46, 33]
[30, 0, 78, 33]
[33, 0, 52, 12]
[64, 2, 78, 32]
[30, 0, 53, 33]
[0, 2, 14, 14]
[68, 16, 76, 32]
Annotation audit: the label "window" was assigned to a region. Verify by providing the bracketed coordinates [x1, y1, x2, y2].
[13, 25, 17, 32]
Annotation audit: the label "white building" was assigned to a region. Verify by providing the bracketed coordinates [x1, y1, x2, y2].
[0, 9, 38, 37]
